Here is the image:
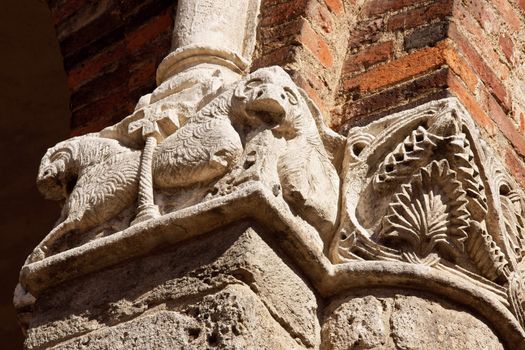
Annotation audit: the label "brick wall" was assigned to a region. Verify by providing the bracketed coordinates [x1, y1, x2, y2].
[47, 0, 176, 135]
[253, 0, 361, 116]
[329, 0, 525, 187]
[47, 0, 525, 187]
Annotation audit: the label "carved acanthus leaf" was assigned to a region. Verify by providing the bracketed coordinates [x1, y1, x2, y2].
[373, 126, 437, 190]
[509, 270, 525, 328]
[381, 160, 469, 259]
[446, 133, 488, 220]
[466, 221, 509, 282]
[501, 187, 525, 262]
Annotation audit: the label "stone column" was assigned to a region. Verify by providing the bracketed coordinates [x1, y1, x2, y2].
[158, 0, 260, 83]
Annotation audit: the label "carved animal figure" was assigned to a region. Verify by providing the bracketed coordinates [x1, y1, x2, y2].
[29, 67, 342, 262]
[152, 86, 243, 188]
[29, 135, 141, 263]
[227, 66, 341, 238]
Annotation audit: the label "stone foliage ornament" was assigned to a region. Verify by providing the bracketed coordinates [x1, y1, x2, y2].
[329, 99, 525, 329]
[19, 80, 525, 347]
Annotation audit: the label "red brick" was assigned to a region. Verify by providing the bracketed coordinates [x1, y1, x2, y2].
[338, 68, 449, 130]
[347, 19, 385, 49]
[261, 0, 289, 9]
[505, 149, 525, 190]
[307, 2, 334, 34]
[451, 12, 510, 80]
[54, 0, 115, 41]
[387, 0, 453, 31]
[492, 0, 521, 32]
[442, 41, 478, 93]
[404, 21, 449, 50]
[498, 34, 514, 64]
[519, 110, 525, 134]
[71, 65, 131, 111]
[462, 0, 501, 34]
[257, 18, 303, 58]
[72, 90, 134, 132]
[342, 41, 394, 75]
[343, 41, 448, 92]
[252, 45, 298, 69]
[260, 0, 308, 27]
[483, 91, 525, 157]
[294, 73, 327, 114]
[50, 0, 87, 26]
[364, 0, 426, 16]
[59, 10, 124, 66]
[453, 5, 484, 40]
[67, 42, 126, 90]
[298, 21, 334, 68]
[129, 60, 157, 91]
[449, 23, 510, 111]
[519, 0, 525, 12]
[324, 0, 344, 14]
[125, 10, 173, 52]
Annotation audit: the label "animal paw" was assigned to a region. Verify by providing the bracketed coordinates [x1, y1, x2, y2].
[26, 246, 47, 264]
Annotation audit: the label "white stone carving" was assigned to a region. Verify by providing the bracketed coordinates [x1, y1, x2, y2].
[27, 66, 340, 263]
[16, 0, 525, 344]
[20, 95, 525, 346]
[380, 160, 469, 260]
[30, 136, 141, 263]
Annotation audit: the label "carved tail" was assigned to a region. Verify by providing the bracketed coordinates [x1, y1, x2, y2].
[132, 135, 161, 224]
[25, 220, 75, 264]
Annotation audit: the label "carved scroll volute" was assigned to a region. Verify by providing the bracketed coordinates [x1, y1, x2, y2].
[484, 151, 525, 272]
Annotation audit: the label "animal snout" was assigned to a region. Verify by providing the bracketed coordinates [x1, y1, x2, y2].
[247, 86, 287, 124]
[37, 167, 66, 200]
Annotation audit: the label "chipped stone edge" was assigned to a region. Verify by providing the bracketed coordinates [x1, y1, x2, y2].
[19, 181, 525, 347]
[20, 182, 329, 296]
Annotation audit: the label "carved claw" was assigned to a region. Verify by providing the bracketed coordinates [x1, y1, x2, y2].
[26, 246, 46, 264]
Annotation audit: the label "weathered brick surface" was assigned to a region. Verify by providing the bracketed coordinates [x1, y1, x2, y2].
[386, 0, 453, 31]
[254, 0, 364, 118]
[324, 0, 344, 14]
[332, 0, 525, 188]
[298, 20, 334, 68]
[364, 0, 426, 17]
[404, 22, 448, 50]
[342, 41, 393, 74]
[343, 42, 448, 93]
[336, 68, 449, 131]
[506, 148, 525, 189]
[47, 0, 175, 134]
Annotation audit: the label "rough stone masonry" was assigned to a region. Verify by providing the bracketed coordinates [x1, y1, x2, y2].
[15, 0, 525, 349]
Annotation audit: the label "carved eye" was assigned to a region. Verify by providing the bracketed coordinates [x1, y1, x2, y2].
[245, 78, 262, 90]
[284, 87, 298, 105]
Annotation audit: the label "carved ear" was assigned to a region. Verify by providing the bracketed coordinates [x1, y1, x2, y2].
[297, 87, 346, 169]
[233, 75, 249, 101]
